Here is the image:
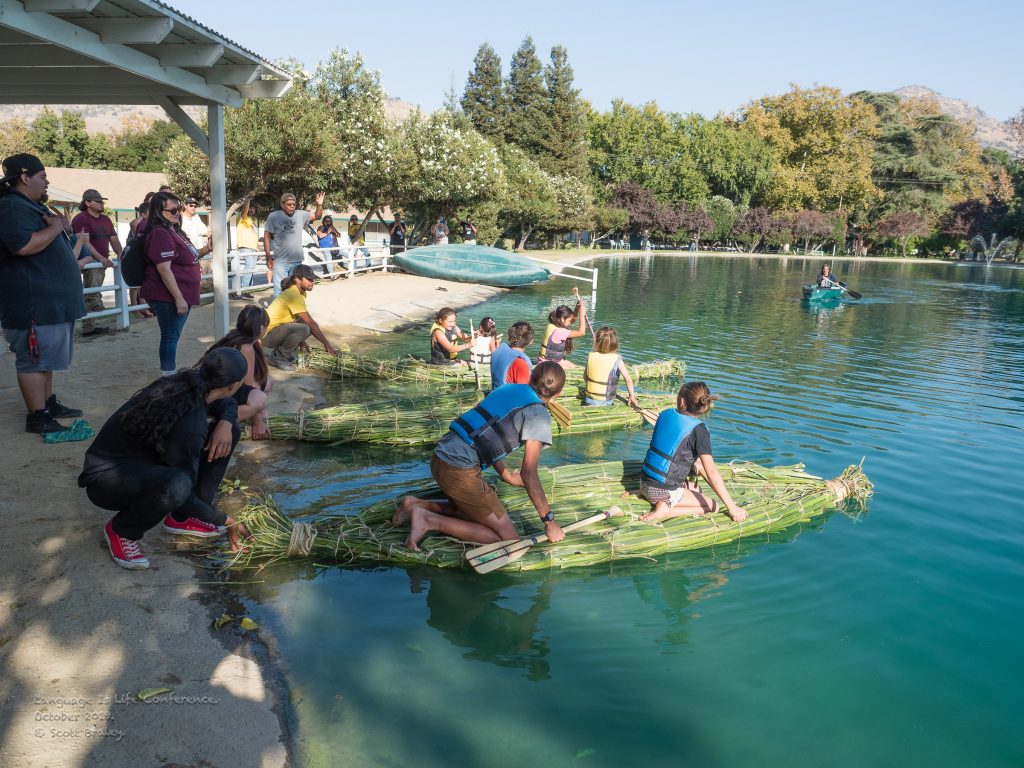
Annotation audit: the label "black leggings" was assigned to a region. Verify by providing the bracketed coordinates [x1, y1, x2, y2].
[86, 425, 239, 540]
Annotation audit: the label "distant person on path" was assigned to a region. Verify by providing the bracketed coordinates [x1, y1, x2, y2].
[204, 305, 272, 439]
[460, 216, 477, 244]
[263, 264, 338, 370]
[317, 216, 341, 249]
[490, 321, 534, 386]
[232, 199, 260, 298]
[264, 191, 324, 296]
[429, 307, 471, 366]
[393, 361, 568, 551]
[388, 211, 406, 255]
[78, 348, 253, 570]
[139, 191, 213, 376]
[638, 381, 748, 524]
[347, 214, 370, 269]
[72, 188, 121, 336]
[582, 326, 638, 407]
[0, 153, 86, 435]
[432, 215, 449, 245]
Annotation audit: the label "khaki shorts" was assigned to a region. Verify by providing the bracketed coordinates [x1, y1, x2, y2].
[430, 454, 507, 523]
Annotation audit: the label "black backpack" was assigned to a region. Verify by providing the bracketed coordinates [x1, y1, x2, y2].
[120, 226, 147, 287]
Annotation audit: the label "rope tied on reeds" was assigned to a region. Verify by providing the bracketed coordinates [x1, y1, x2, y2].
[287, 521, 317, 557]
[297, 409, 306, 437]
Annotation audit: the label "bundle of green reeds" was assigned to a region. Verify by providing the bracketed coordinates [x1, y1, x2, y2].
[228, 460, 871, 572]
[305, 349, 684, 389]
[265, 390, 673, 444]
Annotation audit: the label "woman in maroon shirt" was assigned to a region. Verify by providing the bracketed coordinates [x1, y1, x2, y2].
[140, 192, 212, 375]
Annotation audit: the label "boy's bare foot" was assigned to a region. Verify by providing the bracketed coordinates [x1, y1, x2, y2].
[404, 508, 432, 551]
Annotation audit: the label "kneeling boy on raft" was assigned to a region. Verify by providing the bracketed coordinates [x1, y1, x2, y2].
[394, 361, 568, 550]
[639, 381, 748, 524]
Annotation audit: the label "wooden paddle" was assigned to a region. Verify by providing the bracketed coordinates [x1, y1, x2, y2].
[823, 276, 862, 300]
[615, 394, 659, 426]
[546, 399, 572, 430]
[572, 286, 597, 337]
[466, 506, 622, 574]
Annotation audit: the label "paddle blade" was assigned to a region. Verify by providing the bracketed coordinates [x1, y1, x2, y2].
[465, 536, 529, 563]
[470, 544, 531, 574]
[547, 401, 572, 429]
[844, 287, 863, 300]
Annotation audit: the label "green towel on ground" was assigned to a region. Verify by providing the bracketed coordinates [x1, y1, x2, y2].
[43, 419, 95, 443]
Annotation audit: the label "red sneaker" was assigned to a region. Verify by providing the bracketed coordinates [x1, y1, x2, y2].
[103, 520, 150, 570]
[161, 515, 225, 538]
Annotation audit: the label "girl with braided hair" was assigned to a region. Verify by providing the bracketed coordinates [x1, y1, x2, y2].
[638, 381, 748, 524]
[204, 305, 272, 439]
[78, 348, 252, 570]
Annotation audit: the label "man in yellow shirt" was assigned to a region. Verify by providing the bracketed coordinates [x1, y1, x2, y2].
[347, 214, 370, 269]
[263, 265, 338, 370]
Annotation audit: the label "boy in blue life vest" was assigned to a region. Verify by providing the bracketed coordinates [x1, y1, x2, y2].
[393, 361, 568, 550]
[639, 381, 748, 524]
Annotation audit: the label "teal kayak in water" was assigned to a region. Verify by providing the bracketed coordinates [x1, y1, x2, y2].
[393, 245, 550, 288]
[802, 283, 845, 302]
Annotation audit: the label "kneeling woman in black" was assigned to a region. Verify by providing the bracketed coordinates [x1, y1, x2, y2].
[78, 348, 253, 570]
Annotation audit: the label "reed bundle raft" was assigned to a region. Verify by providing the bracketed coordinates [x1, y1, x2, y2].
[304, 349, 685, 389]
[265, 391, 673, 445]
[229, 460, 872, 572]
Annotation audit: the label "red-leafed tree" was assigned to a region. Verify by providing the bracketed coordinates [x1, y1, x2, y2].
[790, 209, 834, 254]
[677, 203, 714, 248]
[733, 207, 784, 253]
[873, 210, 930, 257]
[611, 182, 679, 240]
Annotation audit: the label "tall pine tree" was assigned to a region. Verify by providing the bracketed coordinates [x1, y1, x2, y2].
[505, 37, 552, 160]
[461, 43, 505, 142]
[543, 45, 587, 180]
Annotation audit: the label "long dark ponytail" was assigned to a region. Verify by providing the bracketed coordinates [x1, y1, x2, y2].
[120, 349, 247, 453]
[547, 305, 576, 354]
[205, 305, 269, 388]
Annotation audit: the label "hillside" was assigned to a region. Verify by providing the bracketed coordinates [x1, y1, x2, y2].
[0, 96, 418, 133]
[894, 85, 1019, 155]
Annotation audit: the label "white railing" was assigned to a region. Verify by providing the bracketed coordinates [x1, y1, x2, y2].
[80, 243, 394, 329]
[522, 255, 598, 310]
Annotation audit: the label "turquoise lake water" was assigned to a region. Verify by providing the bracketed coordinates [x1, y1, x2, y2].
[236, 255, 1024, 767]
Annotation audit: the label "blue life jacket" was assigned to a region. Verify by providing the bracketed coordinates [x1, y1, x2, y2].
[642, 409, 703, 487]
[490, 342, 532, 386]
[450, 384, 543, 467]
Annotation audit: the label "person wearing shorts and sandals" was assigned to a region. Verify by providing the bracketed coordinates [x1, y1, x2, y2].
[638, 381, 748, 524]
[393, 361, 568, 550]
[0, 153, 87, 435]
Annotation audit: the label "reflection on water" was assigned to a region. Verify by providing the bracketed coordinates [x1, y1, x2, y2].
[234, 257, 1024, 768]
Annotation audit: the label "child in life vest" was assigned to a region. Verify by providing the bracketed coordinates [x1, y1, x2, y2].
[638, 381, 748, 524]
[583, 326, 638, 407]
[537, 297, 587, 368]
[429, 307, 470, 366]
[469, 316, 501, 369]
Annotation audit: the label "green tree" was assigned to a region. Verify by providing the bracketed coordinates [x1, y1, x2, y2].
[587, 100, 706, 204]
[106, 119, 183, 172]
[461, 43, 505, 142]
[678, 115, 776, 205]
[28, 108, 92, 167]
[542, 45, 587, 180]
[0, 118, 32, 161]
[505, 37, 552, 161]
[738, 85, 879, 213]
[495, 144, 556, 250]
[589, 204, 630, 248]
[704, 195, 737, 242]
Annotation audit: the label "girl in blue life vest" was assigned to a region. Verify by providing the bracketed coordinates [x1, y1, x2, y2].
[391, 361, 568, 551]
[583, 326, 638, 406]
[429, 307, 471, 366]
[537, 297, 587, 369]
[639, 381, 748, 524]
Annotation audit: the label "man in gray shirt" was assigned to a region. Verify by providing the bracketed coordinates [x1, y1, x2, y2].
[263, 191, 324, 296]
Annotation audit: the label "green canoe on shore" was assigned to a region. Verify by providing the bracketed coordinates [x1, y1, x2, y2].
[393, 245, 550, 287]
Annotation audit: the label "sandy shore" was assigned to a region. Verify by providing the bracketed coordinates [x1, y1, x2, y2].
[0, 269, 500, 768]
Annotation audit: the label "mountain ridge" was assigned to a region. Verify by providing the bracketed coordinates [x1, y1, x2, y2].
[893, 85, 1018, 155]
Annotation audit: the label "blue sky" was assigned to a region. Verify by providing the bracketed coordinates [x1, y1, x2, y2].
[173, 0, 1024, 121]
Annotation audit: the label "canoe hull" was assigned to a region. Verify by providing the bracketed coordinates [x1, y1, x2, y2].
[393, 245, 549, 287]
[802, 284, 844, 302]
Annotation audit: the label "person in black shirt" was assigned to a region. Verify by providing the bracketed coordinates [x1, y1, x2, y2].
[459, 216, 477, 244]
[388, 211, 406, 256]
[79, 348, 253, 569]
